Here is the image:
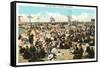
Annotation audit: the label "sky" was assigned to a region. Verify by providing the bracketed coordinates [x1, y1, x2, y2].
[17, 4, 96, 22]
[18, 5, 96, 16]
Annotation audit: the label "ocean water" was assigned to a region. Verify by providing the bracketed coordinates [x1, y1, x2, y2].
[19, 28, 25, 35]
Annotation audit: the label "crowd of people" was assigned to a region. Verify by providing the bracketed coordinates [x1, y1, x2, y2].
[18, 22, 95, 62]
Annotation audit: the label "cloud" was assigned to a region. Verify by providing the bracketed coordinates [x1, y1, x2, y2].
[72, 13, 95, 22]
[46, 12, 68, 22]
[20, 12, 68, 22]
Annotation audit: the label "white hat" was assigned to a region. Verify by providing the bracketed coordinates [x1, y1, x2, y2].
[86, 43, 89, 47]
[48, 54, 53, 60]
